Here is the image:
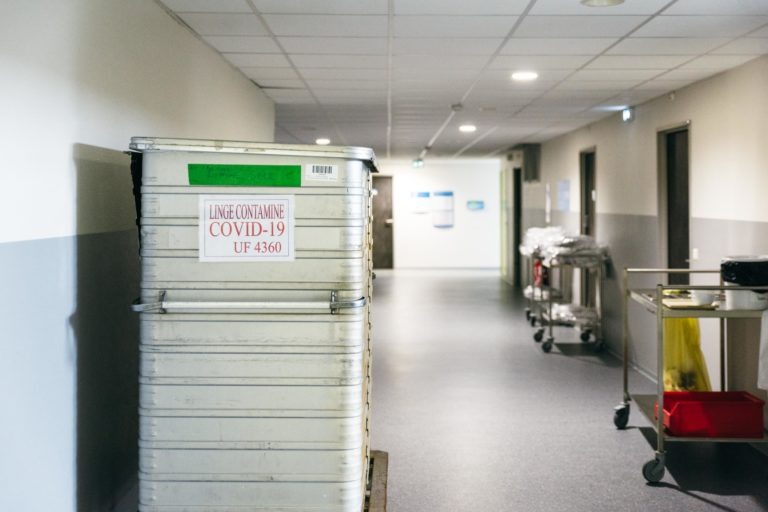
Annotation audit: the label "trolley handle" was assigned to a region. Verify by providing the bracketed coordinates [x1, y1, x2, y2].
[131, 290, 366, 315]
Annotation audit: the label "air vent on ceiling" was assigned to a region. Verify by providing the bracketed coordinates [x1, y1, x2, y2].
[511, 144, 541, 183]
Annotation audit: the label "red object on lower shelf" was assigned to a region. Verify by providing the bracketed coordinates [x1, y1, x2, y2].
[654, 391, 766, 438]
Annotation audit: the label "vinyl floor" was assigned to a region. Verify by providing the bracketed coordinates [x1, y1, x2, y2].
[369, 269, 768, 512]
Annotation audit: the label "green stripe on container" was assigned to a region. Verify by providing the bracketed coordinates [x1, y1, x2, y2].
[188, 164, 301, 187]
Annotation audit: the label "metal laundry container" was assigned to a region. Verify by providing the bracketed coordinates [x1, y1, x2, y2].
[129, 137, 375, 512]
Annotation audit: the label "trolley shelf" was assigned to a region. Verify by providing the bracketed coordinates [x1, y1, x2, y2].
[617, 268, 768, 484]
[632, 394, 768, 444]
[629, 290, 765, 319]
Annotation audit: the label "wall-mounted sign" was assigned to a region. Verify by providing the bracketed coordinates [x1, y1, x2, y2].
[557, 180, 570, 211]
[199, 195, 295, 262]
[432, 191, 454, 228]
[466, 200, 485, 211]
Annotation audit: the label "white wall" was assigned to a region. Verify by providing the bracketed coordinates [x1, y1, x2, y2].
[0, 0, 275, 244]
[0, 2, 274, 511]
[535, 55, 768, 224]
[379, 159, 501, 269]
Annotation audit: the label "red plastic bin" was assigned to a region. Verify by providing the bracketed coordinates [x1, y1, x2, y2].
[655, 391, 765, 438]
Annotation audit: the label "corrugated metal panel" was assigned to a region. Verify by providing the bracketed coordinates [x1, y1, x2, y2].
[132, 137, 373, 512]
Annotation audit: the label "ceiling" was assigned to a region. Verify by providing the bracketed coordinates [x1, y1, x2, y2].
[157, 0, 768, 160]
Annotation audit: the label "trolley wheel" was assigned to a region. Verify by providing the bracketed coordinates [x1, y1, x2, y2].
[642, 458, 665, 483]
[525, 309, 531, 321]
[613, 403, 630, 429]
[542, 339, 553, 353]
[533, 329, 545, 343]
[580, 330, 591, 342]
[529, 316, 537, 327]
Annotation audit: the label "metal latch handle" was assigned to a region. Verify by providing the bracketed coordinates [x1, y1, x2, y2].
[131, 290, 366, 315]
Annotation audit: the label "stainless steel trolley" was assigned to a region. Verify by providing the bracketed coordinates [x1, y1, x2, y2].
[129, 138, 376, 511]
[519, 227, 565, 328]
[520, 230, 606, 353]
[535, 253, 604, 353]
[615, 268, 768, 483]
[521, 250, 562, 331]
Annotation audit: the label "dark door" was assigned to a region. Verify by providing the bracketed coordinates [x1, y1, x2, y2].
[372, 176, 393, 269]
[665, 129, 690, 285]
[580, 151, 596, 238]
[580, 151, 596, 306]
[512, 167, 523, 286]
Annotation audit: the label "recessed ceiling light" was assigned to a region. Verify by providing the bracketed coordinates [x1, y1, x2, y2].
[315, 138, 330, 145]
[412, 158, 424, 168]
[511, 71, 539, 82]
[581, 0, 624, 6]
[459, 124, 477, 133]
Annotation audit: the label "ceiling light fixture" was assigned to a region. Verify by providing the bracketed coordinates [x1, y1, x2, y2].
[315, 138, 330, 145]
[581, 0, 624, 6]
[511, 71, 539, 82]
[412, 158, 424, 169]
[622, 107, 635, 122]
[459, 124, 477, 133]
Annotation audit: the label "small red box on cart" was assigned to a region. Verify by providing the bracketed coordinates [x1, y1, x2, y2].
[655, 391, 766, 438]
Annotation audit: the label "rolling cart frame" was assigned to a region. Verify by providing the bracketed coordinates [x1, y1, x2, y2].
[522, 251, 556, 328]
[535, 254, 604, 354]
[615, 268, 768, 483]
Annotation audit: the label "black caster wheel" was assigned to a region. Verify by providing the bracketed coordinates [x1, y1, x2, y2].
[613, 403, 630, 429]
[525, 309, 531, 321]
[580, 330, 591, 342]
[530, 316, 537, 327]
[642, 458, 665, 483]
[542, 339, 553, 353]
[533, 329, 545, 343]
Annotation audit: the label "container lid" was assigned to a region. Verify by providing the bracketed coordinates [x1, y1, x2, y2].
[721, 255, 768, 263]
[129, 137, 377, 172]
[721, 256, 768, 286]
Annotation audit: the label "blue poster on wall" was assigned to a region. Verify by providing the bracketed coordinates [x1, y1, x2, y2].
[466, 200, 485, 211]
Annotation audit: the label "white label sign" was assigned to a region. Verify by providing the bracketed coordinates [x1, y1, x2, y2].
[304, 163, 339, 182]
[199, 195, 295, 262]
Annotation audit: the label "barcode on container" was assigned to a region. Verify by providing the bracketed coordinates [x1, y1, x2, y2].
[304, 163, 339, 182]
[313, 165, 333, 175]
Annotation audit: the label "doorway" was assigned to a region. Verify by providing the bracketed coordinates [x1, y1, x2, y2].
[500, 165, 523, 286]
[580, 149, 596, 306]
[659, 126, 690, 285]
[512, 167, 523, 286]
[372, 175, 394, 269]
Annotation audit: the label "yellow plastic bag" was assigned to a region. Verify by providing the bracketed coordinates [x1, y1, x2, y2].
[663, 318, 712, 391]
